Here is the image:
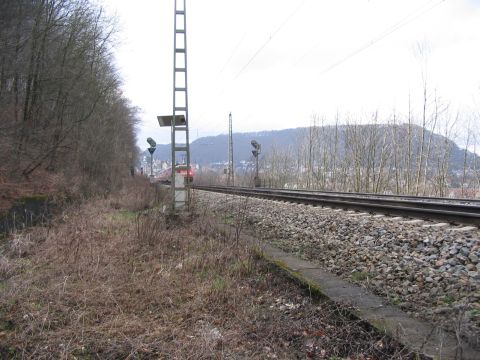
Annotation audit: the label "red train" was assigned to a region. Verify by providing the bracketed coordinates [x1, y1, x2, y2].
[156, 164, 194, 184]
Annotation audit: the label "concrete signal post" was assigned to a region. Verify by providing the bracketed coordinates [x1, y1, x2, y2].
[251, 140, 261, 187]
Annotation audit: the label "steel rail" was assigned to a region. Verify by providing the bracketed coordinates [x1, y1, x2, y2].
[196, 185, 480, 213]
[199, 185, 480, 204]
[277, 188, 480, 204]
[194, 185, 480, 226]
[278, 188, 480, 205]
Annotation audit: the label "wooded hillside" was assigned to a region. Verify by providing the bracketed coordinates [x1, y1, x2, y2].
[0, 0, 138, 195]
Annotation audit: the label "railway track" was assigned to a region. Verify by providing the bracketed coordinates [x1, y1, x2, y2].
[193, 185, 480, 226]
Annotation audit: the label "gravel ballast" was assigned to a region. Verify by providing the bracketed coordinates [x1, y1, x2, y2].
[196, 190, 480, 349]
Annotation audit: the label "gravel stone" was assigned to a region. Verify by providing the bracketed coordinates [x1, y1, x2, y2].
[197, 190, 480, 345]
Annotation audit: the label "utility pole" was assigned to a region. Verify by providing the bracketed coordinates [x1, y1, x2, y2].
[227, 112, 234, 186]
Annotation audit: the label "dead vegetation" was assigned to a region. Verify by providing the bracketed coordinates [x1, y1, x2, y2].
[0, 180, 420, 359]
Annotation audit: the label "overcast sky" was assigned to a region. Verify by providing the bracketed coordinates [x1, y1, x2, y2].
[99, 0, 480, 147]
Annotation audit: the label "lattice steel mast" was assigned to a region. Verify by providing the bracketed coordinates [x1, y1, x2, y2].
[171, 0, 190, 209]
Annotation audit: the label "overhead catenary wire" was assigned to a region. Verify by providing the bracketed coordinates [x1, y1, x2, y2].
[317, 0, 447, 76]
[295, 0, 438, 66]
[201, 0, 448, 137]
[207, 1, 309, 134]
[218, 32, 247, 77]
[232, 0, 308, 80]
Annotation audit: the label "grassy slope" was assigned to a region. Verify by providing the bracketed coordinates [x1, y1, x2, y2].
[0, 180, 417, 359]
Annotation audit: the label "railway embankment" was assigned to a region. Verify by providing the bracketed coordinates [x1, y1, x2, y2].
[1, 181, 419, 359]
[197, 190, 480, 351]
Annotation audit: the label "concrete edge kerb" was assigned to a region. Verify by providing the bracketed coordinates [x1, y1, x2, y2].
[253, 241, 479, 360]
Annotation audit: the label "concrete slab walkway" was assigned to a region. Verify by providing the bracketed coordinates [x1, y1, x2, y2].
[257, 242, 479, 360]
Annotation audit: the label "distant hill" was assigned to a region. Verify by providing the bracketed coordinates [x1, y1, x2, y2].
[146, 125, 478, 173]
[146, 128, 301, 166]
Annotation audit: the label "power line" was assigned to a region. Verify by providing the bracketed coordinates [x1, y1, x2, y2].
[218, 33, 247, 77]
[233, 0, 308, 80]
[296, 0, 438, 66]
[214, 1, 308, 117]
[317, 0, 446, 76]
[206, 0, 446, 134]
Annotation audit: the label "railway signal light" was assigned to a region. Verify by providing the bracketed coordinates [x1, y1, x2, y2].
[146, 138, 157, 179]
[251, 140, 261, 158]
[147, 137, 157, 148]
[251, 139, 261, 187]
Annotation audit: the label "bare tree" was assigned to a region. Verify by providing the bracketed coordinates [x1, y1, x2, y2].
[413, 41, 430, 195]
[0, 0, 138, 194]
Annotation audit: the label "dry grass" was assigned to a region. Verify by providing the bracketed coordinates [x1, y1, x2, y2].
[109, 177, 170, 213]
[0, 166, 67, 214]
[0, 182, 420, 359]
